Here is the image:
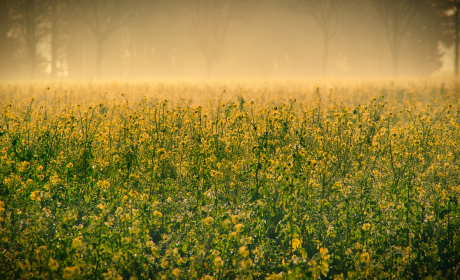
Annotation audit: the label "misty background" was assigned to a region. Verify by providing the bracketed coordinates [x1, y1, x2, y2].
[0, 0, 459, 80]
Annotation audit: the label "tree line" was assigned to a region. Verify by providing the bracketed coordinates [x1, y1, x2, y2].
[0, 0, 459, 79]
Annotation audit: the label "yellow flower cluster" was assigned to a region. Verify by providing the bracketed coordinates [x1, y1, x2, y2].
[30, 191, 40, 201]
[1, 79, 459, 279]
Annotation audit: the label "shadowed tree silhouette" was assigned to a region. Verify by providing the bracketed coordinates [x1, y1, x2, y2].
[68, 0, 150, 78]
[12, 0, 49, 79]
[0, 0, 13, 78]
[371, 0, 420, 77]
[293, 0, 346, 77]
[181, 0, 257, 77]
[49, 0, 67, 79]
[438, 0, 460, 76]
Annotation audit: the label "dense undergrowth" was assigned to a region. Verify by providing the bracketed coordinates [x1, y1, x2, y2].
[0, 80, 459, 279]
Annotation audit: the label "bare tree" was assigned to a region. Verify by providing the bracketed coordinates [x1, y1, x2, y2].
[12, 0, 49, 78]
[439, 0, 460, 76]
[49, 0, 67, 79]
[68, 0, 149, 78]
[450, 0, 460, 76]
[0, 0, 12, 77]
[371, 0, 420, 76]
[0, 0, 10, 50]
[181, 0, 256, 77]
[293, 0, 346, 76]
[451, 1, 460, 76]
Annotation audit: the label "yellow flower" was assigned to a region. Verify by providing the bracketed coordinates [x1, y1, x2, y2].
[48, 257, 59, 271]
[96, 180, 110, 189]
[153, 210, 163, 218]
[239, 246, 249, 258]
[345, 248, 353, 255]
[234, 223, 244, 232]
[172, 248, 179, 256]
[241, 258, 253, 269]
[3, 177, 12, 187]
[362, 223, 370, 231]
[172, 268, 181, 277]
[160, 259, 169, 269]
[62, 266, 79, 279]
[292, 238, 302, 250]
[71, 238, 82, 249]
[214, 256, 224, 267]
[360, 252, 370, 263]
[319, 247, 329, 255]
[19, 161, 30, 172]
[50, 173, 61, 185]
[30, 191, 41, 201]
[121, 214, 130, 222]
[102, 268, 122, 280]
[266, 272, 283, 279]
[128, 190, 138, 198]
[231, 215, 239, 224]
[204, 216, 214, 226]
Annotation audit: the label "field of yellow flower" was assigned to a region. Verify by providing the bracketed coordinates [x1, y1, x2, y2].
[0, 79, 459, 279]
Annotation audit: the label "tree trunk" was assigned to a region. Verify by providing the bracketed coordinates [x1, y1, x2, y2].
[50, 0, 58, 79]
[392, 47, 399, 77]
[96, 36, 104, 78]
[30, 47, 36, 79]
[455, 5, 460, 77]
[25, 0, 37, 79]
[0, 0, 10, 77]
[322, 33, 329, 77]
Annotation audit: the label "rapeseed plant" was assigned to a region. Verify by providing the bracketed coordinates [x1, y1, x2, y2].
[0, 79, 459, 279]
[360, 252, 370, 263]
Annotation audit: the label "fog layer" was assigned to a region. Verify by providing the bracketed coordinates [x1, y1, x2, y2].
[0, 0, 455, 80]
